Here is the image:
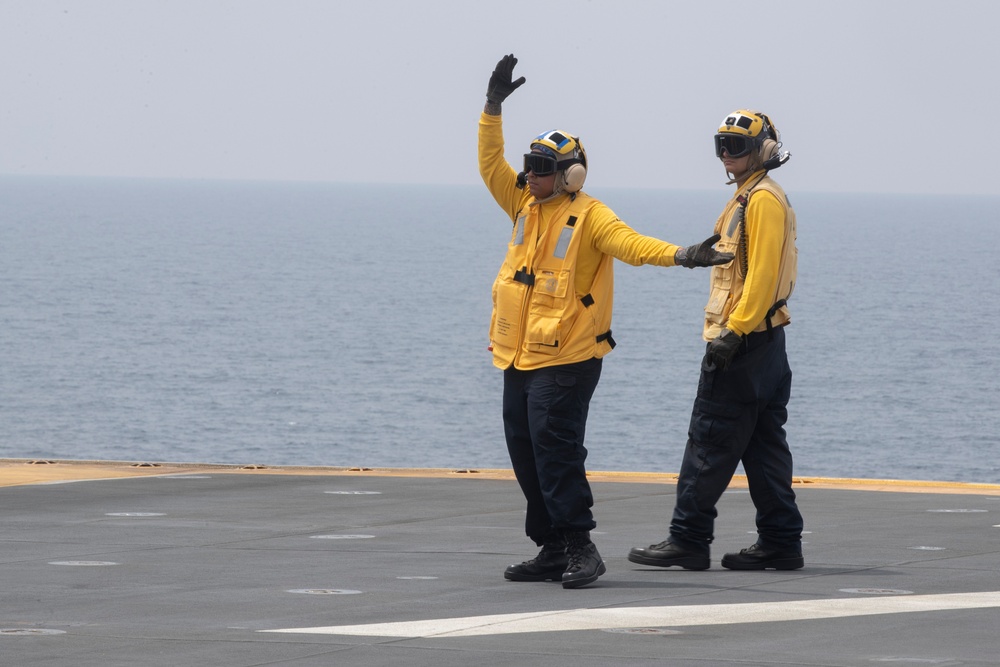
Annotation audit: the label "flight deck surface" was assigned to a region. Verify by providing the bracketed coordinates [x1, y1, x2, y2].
[2, 460, 998, 666]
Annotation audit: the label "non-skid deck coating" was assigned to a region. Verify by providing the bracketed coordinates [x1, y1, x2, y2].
[2, 459, 1000, 667]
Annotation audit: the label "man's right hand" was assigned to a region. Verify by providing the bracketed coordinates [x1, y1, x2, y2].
[675, 234, 734, 268]
[705, 328, 743, 371]
[486, 54, 526, 105]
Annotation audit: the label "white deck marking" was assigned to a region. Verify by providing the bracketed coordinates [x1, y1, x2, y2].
[262, 591, 1000, 638]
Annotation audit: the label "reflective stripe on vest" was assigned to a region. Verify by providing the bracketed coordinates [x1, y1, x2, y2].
[553, 216, 578, 259]
[514, 214, 526, 246]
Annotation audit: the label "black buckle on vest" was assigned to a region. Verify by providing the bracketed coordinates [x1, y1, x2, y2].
[580, 293, 595, 307]
[764, 299, 787, 340]
[596, 330, 616, 349]
[514, 267, 535, 286]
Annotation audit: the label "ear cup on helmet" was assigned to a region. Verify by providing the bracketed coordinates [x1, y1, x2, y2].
[563, 163, 587, 192]
[760, 137, 789, 170]
[760, 138, 778, 163]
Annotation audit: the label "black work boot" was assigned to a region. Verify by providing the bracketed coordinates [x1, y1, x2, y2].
[721, 543, 804, 570]
[627, 539, 710, 570]
[561, 531, 606, 589]
[504, 531, 567, 582]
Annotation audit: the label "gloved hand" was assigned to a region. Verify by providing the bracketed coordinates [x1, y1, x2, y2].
[674, 234, 734, 268]
[486, 54, 526, 104]
[705, 328, 743, 371]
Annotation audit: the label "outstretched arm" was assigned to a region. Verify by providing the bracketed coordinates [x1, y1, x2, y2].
[590, 208, 733, 269]
[479, 55, 529, 220]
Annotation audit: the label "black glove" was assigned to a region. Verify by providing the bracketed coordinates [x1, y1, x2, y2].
[705, 328, 743, 371]
[486, 54, 526, 104]
[675, 234, 734, 268]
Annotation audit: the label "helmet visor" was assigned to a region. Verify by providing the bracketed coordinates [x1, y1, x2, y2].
[523, 152, 558, 176]
[714, 134, 753, 158]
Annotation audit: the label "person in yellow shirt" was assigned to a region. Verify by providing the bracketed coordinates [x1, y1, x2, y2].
[480, 54, 732, 589]
[628, 110, 804, 572]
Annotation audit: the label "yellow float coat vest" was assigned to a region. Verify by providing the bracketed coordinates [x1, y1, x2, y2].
[704, 175, 798, 341]
[490, 193, 615, 370]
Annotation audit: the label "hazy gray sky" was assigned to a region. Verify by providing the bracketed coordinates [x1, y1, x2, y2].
[2, 0, 997, 195]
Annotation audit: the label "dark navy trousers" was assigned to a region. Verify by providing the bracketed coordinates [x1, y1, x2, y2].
[670, 327, 803, 552]
[503, 357, 602, 545]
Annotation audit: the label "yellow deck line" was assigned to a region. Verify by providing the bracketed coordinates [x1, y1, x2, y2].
[2, 458, 999, 495]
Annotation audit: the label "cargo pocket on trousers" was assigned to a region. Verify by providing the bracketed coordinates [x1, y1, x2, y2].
[544, 373, 582, 446]
[688, 396, 743, 448]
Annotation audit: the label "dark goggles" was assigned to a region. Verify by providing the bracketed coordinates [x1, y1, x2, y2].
[714, 133, 754, 158]
[522, 152, 559, 176]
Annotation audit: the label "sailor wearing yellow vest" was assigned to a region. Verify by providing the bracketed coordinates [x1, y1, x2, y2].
[480, 55, 733, 589]
[629, 110, 806, 572]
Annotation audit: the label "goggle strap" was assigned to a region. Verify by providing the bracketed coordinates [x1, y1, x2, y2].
[758, 113, 777, 141]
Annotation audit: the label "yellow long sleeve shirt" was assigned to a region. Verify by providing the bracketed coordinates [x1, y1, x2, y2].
[728, 186, 784, 336]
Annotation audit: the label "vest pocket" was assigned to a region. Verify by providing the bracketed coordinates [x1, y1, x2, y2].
[705, 286, 731, 325]
[492, 267, 527, 348]
[704, 260, 735, 325]
[712, 241, 737, 288]
[524, 269, 572, 354]
[525, 314, 562, 353]
[531, 269, 570, 307]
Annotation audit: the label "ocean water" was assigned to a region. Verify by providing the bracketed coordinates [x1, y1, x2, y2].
[1, 176, 998, 483]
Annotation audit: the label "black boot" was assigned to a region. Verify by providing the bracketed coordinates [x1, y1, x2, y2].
[561, 530, 606, 589]
[504, 531, 567, 582]
[627, 539, 710, 570]
[721, 543, 804, 570]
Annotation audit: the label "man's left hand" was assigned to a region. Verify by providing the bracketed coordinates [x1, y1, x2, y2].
[706, 328, 743, 371]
